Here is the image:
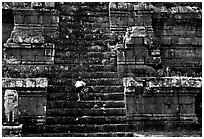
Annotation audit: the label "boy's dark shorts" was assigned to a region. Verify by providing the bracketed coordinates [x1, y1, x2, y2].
[76, 86, 84, 93]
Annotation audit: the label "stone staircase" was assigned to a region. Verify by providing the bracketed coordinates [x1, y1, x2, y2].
[43, 50, 132, 136]
[45, 79, 131, 136]
[24, 68, 132, 136]
[22, 2, 133, 136]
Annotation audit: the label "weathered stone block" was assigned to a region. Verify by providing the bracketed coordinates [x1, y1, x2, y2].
[144, 96, 154, 104]
[2, 78, 15, 88]
[144, 103, 154, 114]
[36, 78, 48, 88]
[161, 36, 171, 44]
[31, 2, 43, 9]
[2, 124, 23, 137]
[46, 116, 127, 125]
[180, 104, 195, 114]
[2, 78, 48, 88]
[30, 14, 39, 24]
[154, 103, 165, 114]
[179, 96, 195, 104]
[24, 15, 31, 24]
[178, 38, 191, 45]
[45, 123, 129, 133]
[191, 37, 199, 45]
[16, 79, 23, 87]
[137, 96, 144, 114]
[15, 15, 23, 24]
[133, 37, 144, 45]
[198, 37, 202, 45]
[163, 96, 178, 104]
[47, 93, 68, 101]
[154, 96, 163, 104]
[26, 78, 36, 87]
[44, 2, 55, 9]
[47, 101, 124, 109]
[94, 85, 124, 93]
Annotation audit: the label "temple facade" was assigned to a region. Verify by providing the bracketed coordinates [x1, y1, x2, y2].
[2, 2, 202, 137]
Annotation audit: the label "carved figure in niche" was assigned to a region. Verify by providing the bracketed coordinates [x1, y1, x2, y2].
[4, 89, 18, 124]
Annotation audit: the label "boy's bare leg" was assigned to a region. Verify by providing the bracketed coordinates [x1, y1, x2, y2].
[77, 93, 81, 102]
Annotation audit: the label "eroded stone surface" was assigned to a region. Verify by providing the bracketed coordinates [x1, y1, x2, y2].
[2, 78, 48, 88]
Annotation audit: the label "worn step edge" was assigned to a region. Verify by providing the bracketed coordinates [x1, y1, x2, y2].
[44, 124, 131, 133]
[49, 78, 123, 85]
[46, 116, 127, 125]
[53, 64, 117, 72]
[23, 132, 133, 137]
[47, 92, 124, 100]
[47, 108, 126, 116]
[47, 92, 124, 95]
[48, 85, 124, 93]
[47, 101, 125, 108]
[53, 71, 118, 77]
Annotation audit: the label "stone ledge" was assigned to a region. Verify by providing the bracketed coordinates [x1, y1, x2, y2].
[23, 132, 133, 137]
[123, 77, 202, 88]
[4, 43, 55, 48]
[2, 124, 23, 130]
[2, 78, 48, 88]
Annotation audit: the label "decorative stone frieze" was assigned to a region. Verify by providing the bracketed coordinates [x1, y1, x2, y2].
[2, 78, 48, 88]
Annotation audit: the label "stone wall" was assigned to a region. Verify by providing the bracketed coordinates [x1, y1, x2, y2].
[2, 78, 48, 124]
[153, 5, 202, 74]
[2, 2, 59, 133]
[3, 2, 202, 82]
[109, 2, 202, 77]
[123, 77, 201, 131]
[109, 3, 157, 77]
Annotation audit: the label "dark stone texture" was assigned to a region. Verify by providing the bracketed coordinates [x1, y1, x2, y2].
[48, 92, 124, 101]
[44, 124, 130, 133]
[47, 100, 125, 108]
[24, 132, 133, 137]
[47, 108, 126, 116]
[46, 116, 127, 125]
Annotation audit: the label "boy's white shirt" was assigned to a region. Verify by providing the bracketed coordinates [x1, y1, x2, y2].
[75, 81, 86, 88]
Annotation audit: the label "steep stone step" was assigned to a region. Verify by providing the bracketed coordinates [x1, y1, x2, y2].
[22, 124, 46, 134]
[51, 71, 118, 79]
[44, 124, 131, 133]
[54, 57, 103, 65]
[47, 85, 124, 94]
[47, 108, 126, 116]
[46, 116, 127, 125]
[59, 32, 110, 41]
[53, 64, 117, 72]
[79, 92, 124, 101]
[47, 92, 124, 101]
[59, 10, 109, 18]
[47, 100, 125, 108]
[49, 78, 122, 86]
[55, 44, 109, 52]
[80, 71, 118, 78]
[55, 51, 114, 59]
[88, 85, 124, 93]
[55, 57, 115, 65]
[60, 14, 109, 22]
[23, 132, 133, 137]
[47, 85, 67, 93]
[56, 38, 109, 48]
